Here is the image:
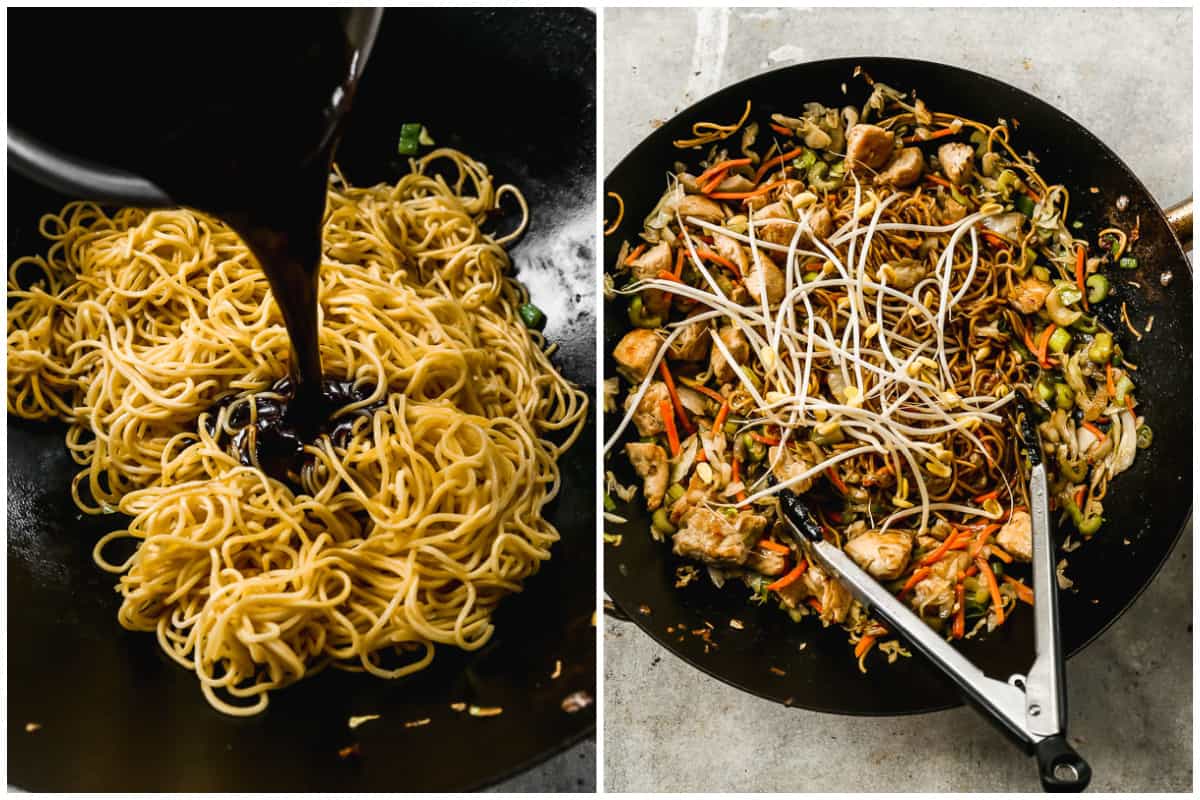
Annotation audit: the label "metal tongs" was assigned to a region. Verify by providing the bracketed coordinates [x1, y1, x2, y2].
[777, 395, 1091, 791]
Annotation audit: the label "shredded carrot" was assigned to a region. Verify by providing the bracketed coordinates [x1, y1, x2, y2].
[695, 247, 742, 280]
[968, 523, 1002, 558]
[624, 243, 646, 266]
[656, 269, 685, 285]
[805, 596, 822, 613]
[1003, 575, 1035, 605]
[1125, 396, 1136, 418]
[1075, 245, 1088, 311]
[898, 567, 932, 599]
[1106, 362, 1116, 398]
[964, 564, 979, 579]
[952, 582, 966, 639]
[603, 191, 625, 236]
[1035, 323, 1056, 368]
[696, 157, 752, 186]
[758, 538, 790, 554]
[732, 456, 748, 504]
[976, 557, 1005, 626]
[981, 230, 1011, 249]
[660, 399, 680, 457]
[1082, 421, 1107, 442]
[990, 544, 1014, 564]
[769, 122, 793, 137]
[700, 169, 730, 195]
[767, 559, 808, 592]
[709, 180, 784, 201]
[712, 400, 730, 434]
[924, 174, 954, 190]
[921, 531, 969, 566]
[854, 634, 878, 660]
[825, 467, 848, 495]
[973, 489, 999, 504]
[750, 431, 780, 446]
[681, 378, 726, 406]
[658, 361, 694, 434]
[1074, 485, 1086, 509]
[902, 126, 958, 145]
[1025, 188, 1042, 204]
[754, 147, 804, 184]
[826, 509, 843, 524]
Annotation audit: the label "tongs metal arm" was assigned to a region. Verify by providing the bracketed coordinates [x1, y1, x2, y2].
[778, 486, 1090, 792]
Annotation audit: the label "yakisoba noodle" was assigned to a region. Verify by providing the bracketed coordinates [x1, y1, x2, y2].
[7, 148, 588, 714]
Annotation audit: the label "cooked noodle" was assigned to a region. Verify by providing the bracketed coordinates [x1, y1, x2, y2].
[8, 148, 588, 714]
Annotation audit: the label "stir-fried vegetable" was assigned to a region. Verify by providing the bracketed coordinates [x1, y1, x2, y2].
[603, 71, 1147, 668]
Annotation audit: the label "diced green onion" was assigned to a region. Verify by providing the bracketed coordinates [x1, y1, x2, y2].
[1014, 192, 1036, 217]
[520, 302, 547, 329]
[651, 507, 676, 535]
[724, 421, 738, 436]
[1071, 220, 1084, 229]
[1136, 424, 1153, 449]
[1087, 332, 1113, 364]
[990, 560, 1004, 578]
[1032, 265, 1051, 282]
[1085, 273, 1109, 304]
[1057, 282, 1083, 307]
[626, 296, 659, 329]
[398, 122, 423, 155]
[1048, 327, 1072, 354]
[667, 483, 686, 502]
[1036, 377, 1055, 403]
[1054, 382, 1074, 410]
[1118, 256, 1139, 270]
[1071, 314, 1099, 334]
[1114, 375, 1135, 404]
[802, 271, 820, 283]
[603, 493, 616, 512]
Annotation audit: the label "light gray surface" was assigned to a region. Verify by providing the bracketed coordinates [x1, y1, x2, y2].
[488, 737, 596, 793]
[603, 6, 1192, 793]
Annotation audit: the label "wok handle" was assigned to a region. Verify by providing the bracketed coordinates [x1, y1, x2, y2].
[1035, 734, 1092, 792]
[1164, 197, 1192, 252]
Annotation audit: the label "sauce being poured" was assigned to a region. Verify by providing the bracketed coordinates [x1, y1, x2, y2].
[9, 10, 381, 436]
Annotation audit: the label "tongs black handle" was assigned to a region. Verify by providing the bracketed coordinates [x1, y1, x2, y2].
[1036, 735, 1091, 791]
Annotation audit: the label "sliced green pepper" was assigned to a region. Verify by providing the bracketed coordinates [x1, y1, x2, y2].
[519, 302, 546, 329]
[651, 507, 676, 535]
[1136, 424, 1153, 449]
[1063, 495, 1103, 535]
[1048, 327, 1072, 354]
[1118, 256, 1139, 270]
[398, 122, 423, 155]
[627, 296, 660, 329]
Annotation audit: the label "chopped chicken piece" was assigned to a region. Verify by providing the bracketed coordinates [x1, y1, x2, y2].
[678, 194, 725, 223]
[708, 325, 749, 384]
[712, 232, 750, 278]
[939, 195, 968, 223]
[672, 507, 766, 566]
[713, 173, 756, 194]
[746, 544, 789, 577]
[1007, 276, 1053, 314]
[937, 142, 975, 186]
[627, 242, 673, 315]
[880, 257, 928, 290]
[668, 313, 711, 361]
[777, 562, 852, 624]
[846, 124, 895, 171]
[995, 510, 1033, 562]
[624, 381, 669, 438]
[625, 442, 668, 510]
[912, 552, 968, 619]
[806, 206, 833, 241]
[769, 444, 813, 494]
[844, 530, 913, 580]
[752, 201, 796, 246]
[612, 329, 662, 379]
[668, 474, 709, 526]
[875, 147, 925, 188]
[745, 254, 785, 305]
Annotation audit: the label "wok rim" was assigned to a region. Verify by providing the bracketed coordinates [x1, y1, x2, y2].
[603, 55, 1193, 717]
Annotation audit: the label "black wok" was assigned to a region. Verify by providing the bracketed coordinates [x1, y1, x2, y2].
[604, 57, 1191, 715]
[8, 8, 596, 792]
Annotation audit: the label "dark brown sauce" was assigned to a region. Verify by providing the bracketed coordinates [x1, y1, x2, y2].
[9, 11, 388, 476]
[207, 378, 383, 486]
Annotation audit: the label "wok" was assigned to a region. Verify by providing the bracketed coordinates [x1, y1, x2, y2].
[604, 57, 1191, 715]
[7, 8, 596, 792]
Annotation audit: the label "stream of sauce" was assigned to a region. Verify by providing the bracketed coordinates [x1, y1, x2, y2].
[10, 11, 380, 479]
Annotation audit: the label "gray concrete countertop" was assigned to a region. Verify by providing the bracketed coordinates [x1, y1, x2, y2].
[603, 7, 1192, 792]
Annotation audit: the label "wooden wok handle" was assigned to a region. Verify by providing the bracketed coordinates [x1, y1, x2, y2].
[1165, 197, 1193, 251]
